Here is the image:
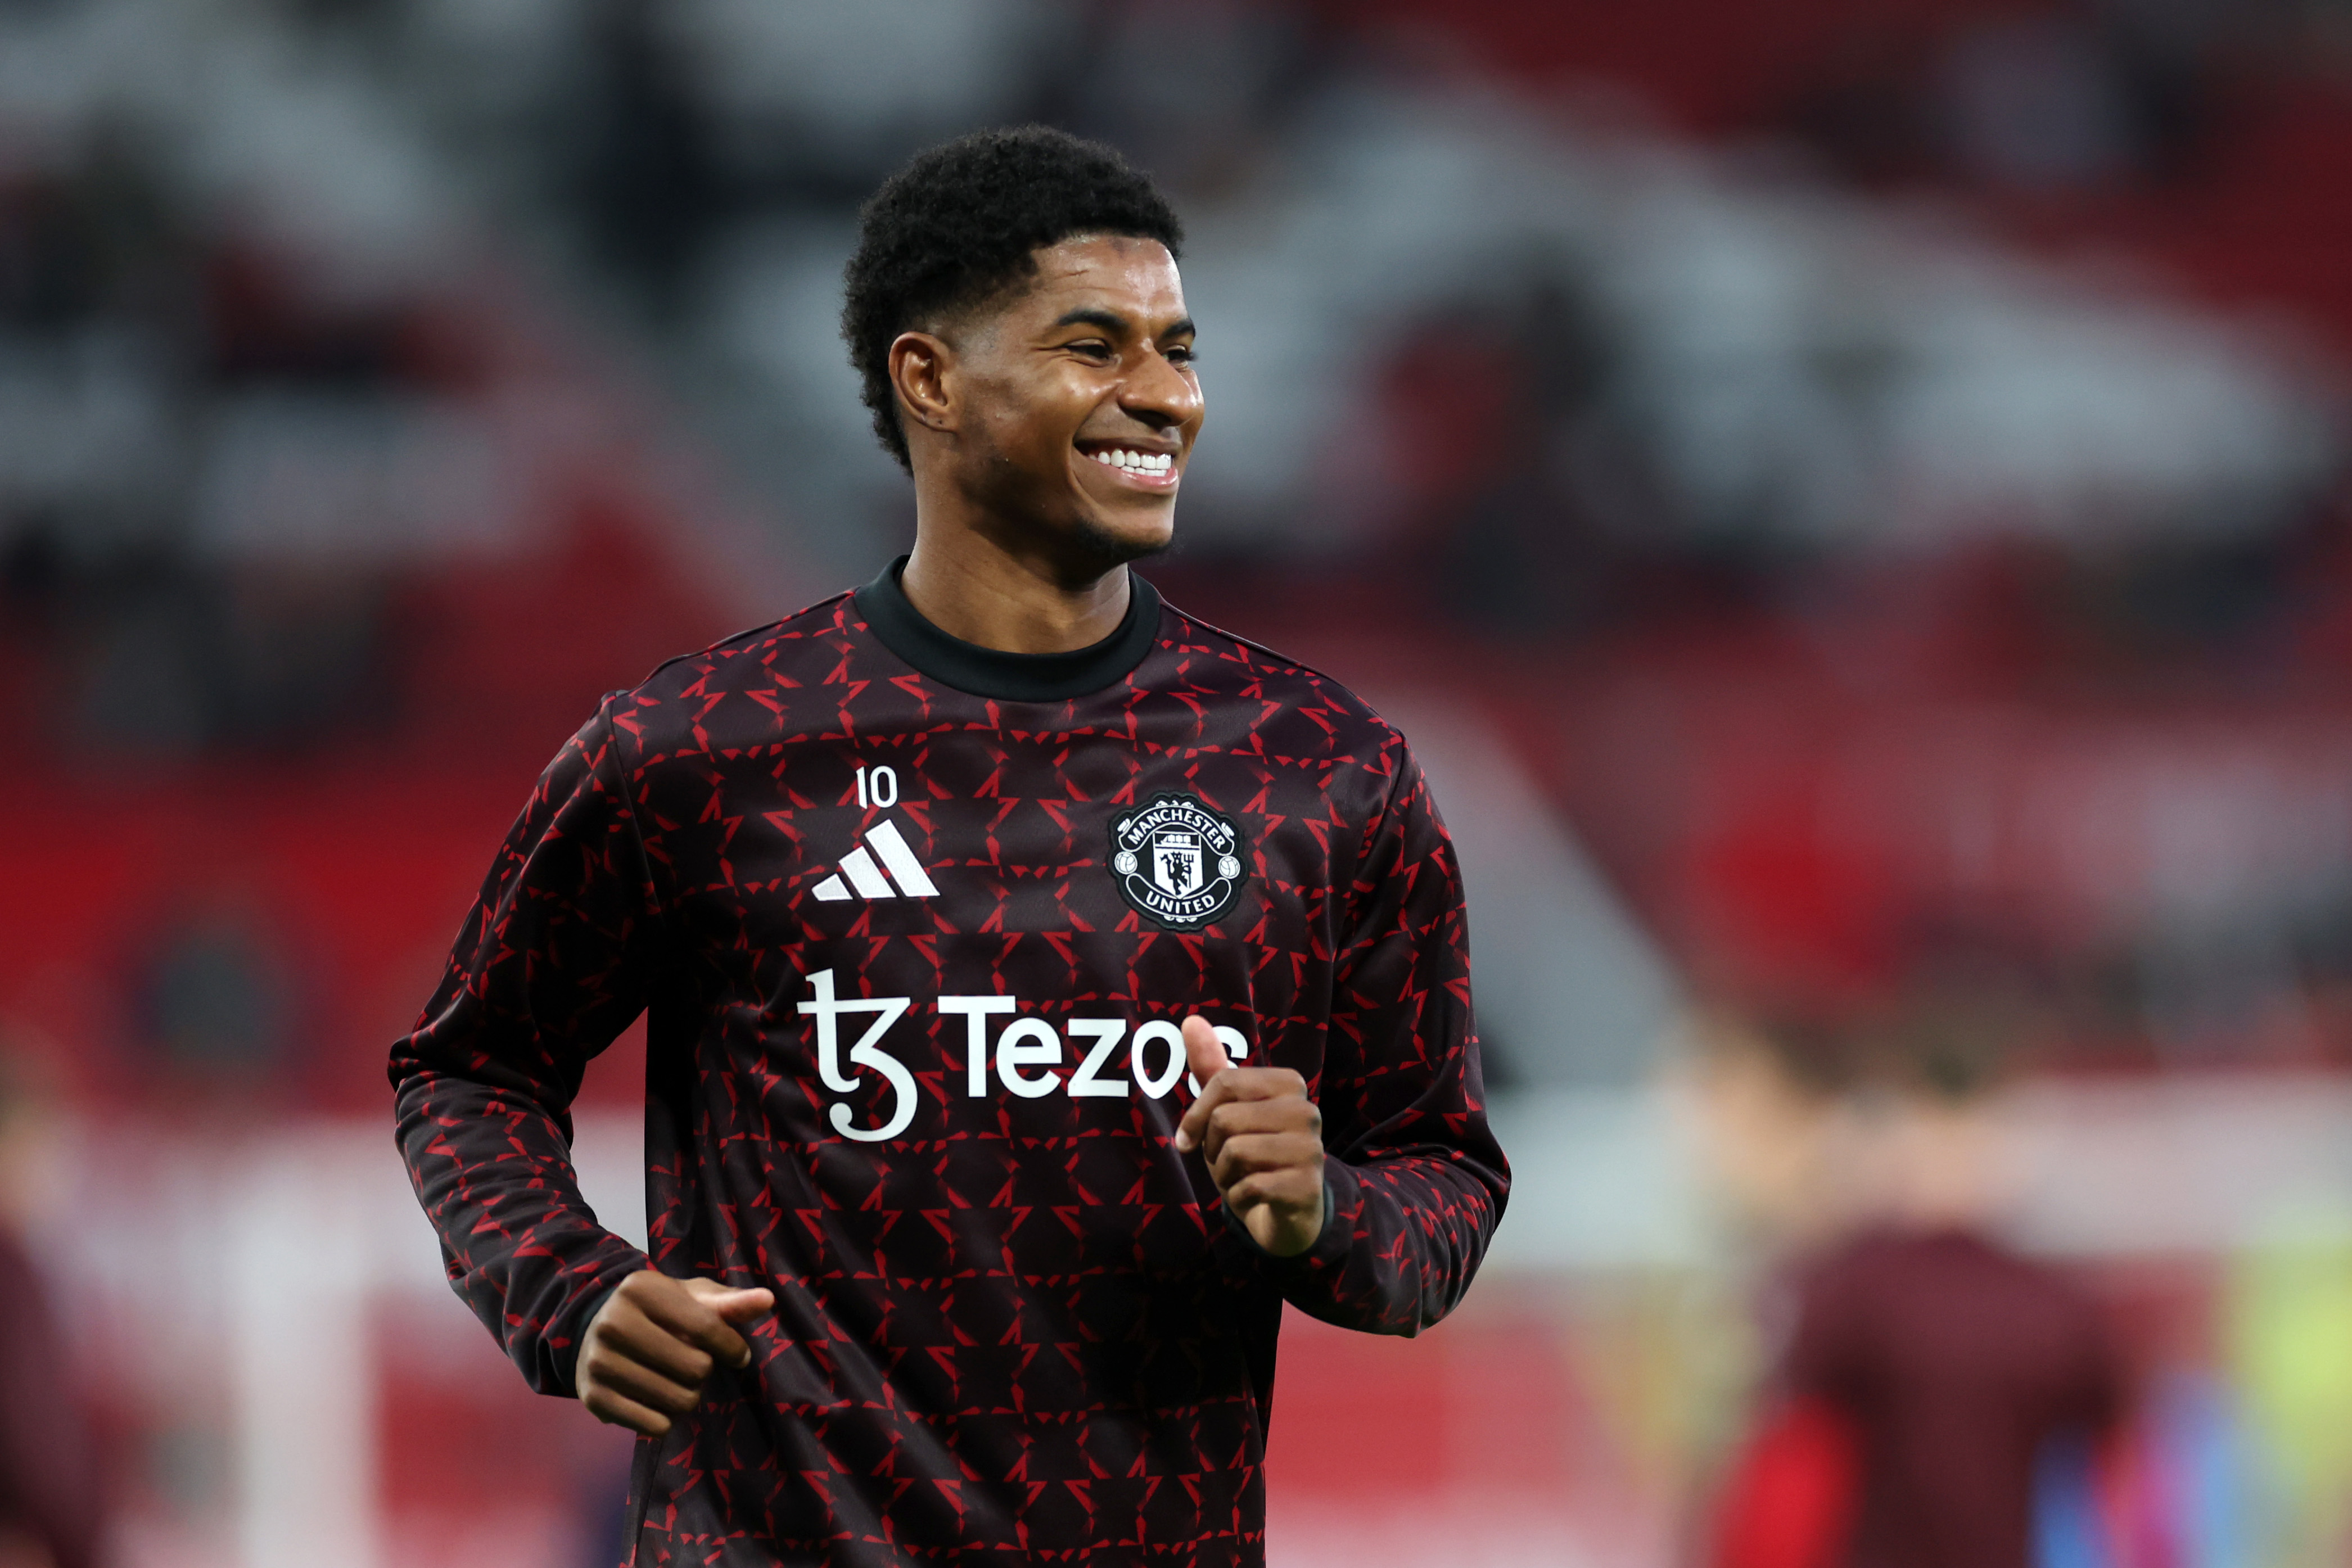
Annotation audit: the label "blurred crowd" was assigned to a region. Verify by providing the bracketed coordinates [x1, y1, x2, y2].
[8, 0, 2352, 1074]
[1781, 0, 2256, 194]
[12, 0, 2346, 685]
[0, 130, 404, 751]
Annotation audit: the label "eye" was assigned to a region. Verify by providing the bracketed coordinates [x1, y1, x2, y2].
[1066, 338, 1114, 362]
[1164, 344, 1197, 367]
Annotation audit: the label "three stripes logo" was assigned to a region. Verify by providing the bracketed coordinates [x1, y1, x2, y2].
[811, 819, 940, 903]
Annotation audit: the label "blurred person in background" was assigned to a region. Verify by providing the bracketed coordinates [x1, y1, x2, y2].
[0, 1054, 106, 1568]
[1690, 987, 2126, 1568]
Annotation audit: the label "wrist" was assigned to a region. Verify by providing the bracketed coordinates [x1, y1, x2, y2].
[1221, 1174, 1335, 1259]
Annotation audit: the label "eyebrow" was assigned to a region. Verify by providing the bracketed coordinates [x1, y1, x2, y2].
[1051, 308, 1196, 339]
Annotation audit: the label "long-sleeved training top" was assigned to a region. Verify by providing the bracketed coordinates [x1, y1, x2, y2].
[391, 559, 1509, 1566]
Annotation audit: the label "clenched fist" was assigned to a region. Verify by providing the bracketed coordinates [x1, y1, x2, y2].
[1173, 1016, 1328, 1256]
[576, 1269, 776, 1436]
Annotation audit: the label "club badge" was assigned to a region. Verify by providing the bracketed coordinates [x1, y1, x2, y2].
[1109, 792, 1248, 930]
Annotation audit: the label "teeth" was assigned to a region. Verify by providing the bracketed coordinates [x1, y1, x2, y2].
[1090, 449, 1174, 475]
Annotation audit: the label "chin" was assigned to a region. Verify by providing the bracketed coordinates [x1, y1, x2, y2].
[1066, 509, 1175, 573]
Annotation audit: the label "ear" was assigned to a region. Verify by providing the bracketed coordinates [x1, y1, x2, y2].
[888, 330, 958, 440]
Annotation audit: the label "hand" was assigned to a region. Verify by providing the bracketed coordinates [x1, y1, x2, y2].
[576, 1270, 776, 1436]
[1173, 1017, 1327, 1257]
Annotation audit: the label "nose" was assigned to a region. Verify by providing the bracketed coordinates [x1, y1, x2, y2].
[1119, 345, 1203, 435]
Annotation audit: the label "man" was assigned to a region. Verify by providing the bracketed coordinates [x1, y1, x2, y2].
[1695, 999, 2124, 1568]
[392, 126, 1508, 1566]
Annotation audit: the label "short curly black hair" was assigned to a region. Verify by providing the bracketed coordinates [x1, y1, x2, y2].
[842, 126, 1184, 472]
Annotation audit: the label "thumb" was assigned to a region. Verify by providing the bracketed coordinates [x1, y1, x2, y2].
[681, 1277, 777, 1324]
[672, 1277, 775, 1370]
[1182, 1016, 1231, 1087]
[708, 1287, 777, 1326]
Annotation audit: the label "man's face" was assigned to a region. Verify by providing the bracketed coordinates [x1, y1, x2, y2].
[941, 234, 1203, 574]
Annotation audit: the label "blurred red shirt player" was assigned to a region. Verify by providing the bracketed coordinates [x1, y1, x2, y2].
[1694, 999, 2124, 1568]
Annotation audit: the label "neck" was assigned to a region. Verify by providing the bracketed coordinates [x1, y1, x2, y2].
[898, 524, 1131, 656]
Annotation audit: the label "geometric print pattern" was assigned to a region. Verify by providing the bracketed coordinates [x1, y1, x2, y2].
[390, 584, 1511, 1565]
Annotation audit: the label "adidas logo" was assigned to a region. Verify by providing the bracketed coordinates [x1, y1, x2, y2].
[811, 819, 940, 902]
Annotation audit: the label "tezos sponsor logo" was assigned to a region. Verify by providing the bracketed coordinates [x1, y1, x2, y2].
[1109, 792, 1247, 929]
[797, 970, 1248, 1142]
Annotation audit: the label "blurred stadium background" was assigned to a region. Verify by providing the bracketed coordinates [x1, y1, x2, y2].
[8, 0, 2352, 1563]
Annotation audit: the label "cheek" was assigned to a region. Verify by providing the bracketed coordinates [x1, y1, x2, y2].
[968, 407, 1084, 507]
[976, 378, 1088, 464]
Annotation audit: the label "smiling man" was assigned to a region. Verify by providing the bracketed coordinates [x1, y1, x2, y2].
[391, 126, 1508, 1567]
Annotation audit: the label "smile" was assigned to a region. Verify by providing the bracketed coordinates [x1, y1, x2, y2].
[1082, 446, 1179, 488]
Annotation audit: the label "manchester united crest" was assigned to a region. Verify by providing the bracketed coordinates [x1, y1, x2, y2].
[1109, 792, 1248, 930]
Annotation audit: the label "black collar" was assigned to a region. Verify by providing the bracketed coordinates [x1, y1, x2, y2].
[854, 555, 1163, 702]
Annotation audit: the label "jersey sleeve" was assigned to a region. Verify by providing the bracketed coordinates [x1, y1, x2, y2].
[1266, 739, 1511, 1334]
[389, 701, 663, 1397]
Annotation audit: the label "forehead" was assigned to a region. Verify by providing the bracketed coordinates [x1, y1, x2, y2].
[1014, 234, 1186, 322]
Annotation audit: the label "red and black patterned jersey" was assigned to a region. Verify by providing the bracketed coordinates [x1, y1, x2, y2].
[391, 560, 1509, 1567]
